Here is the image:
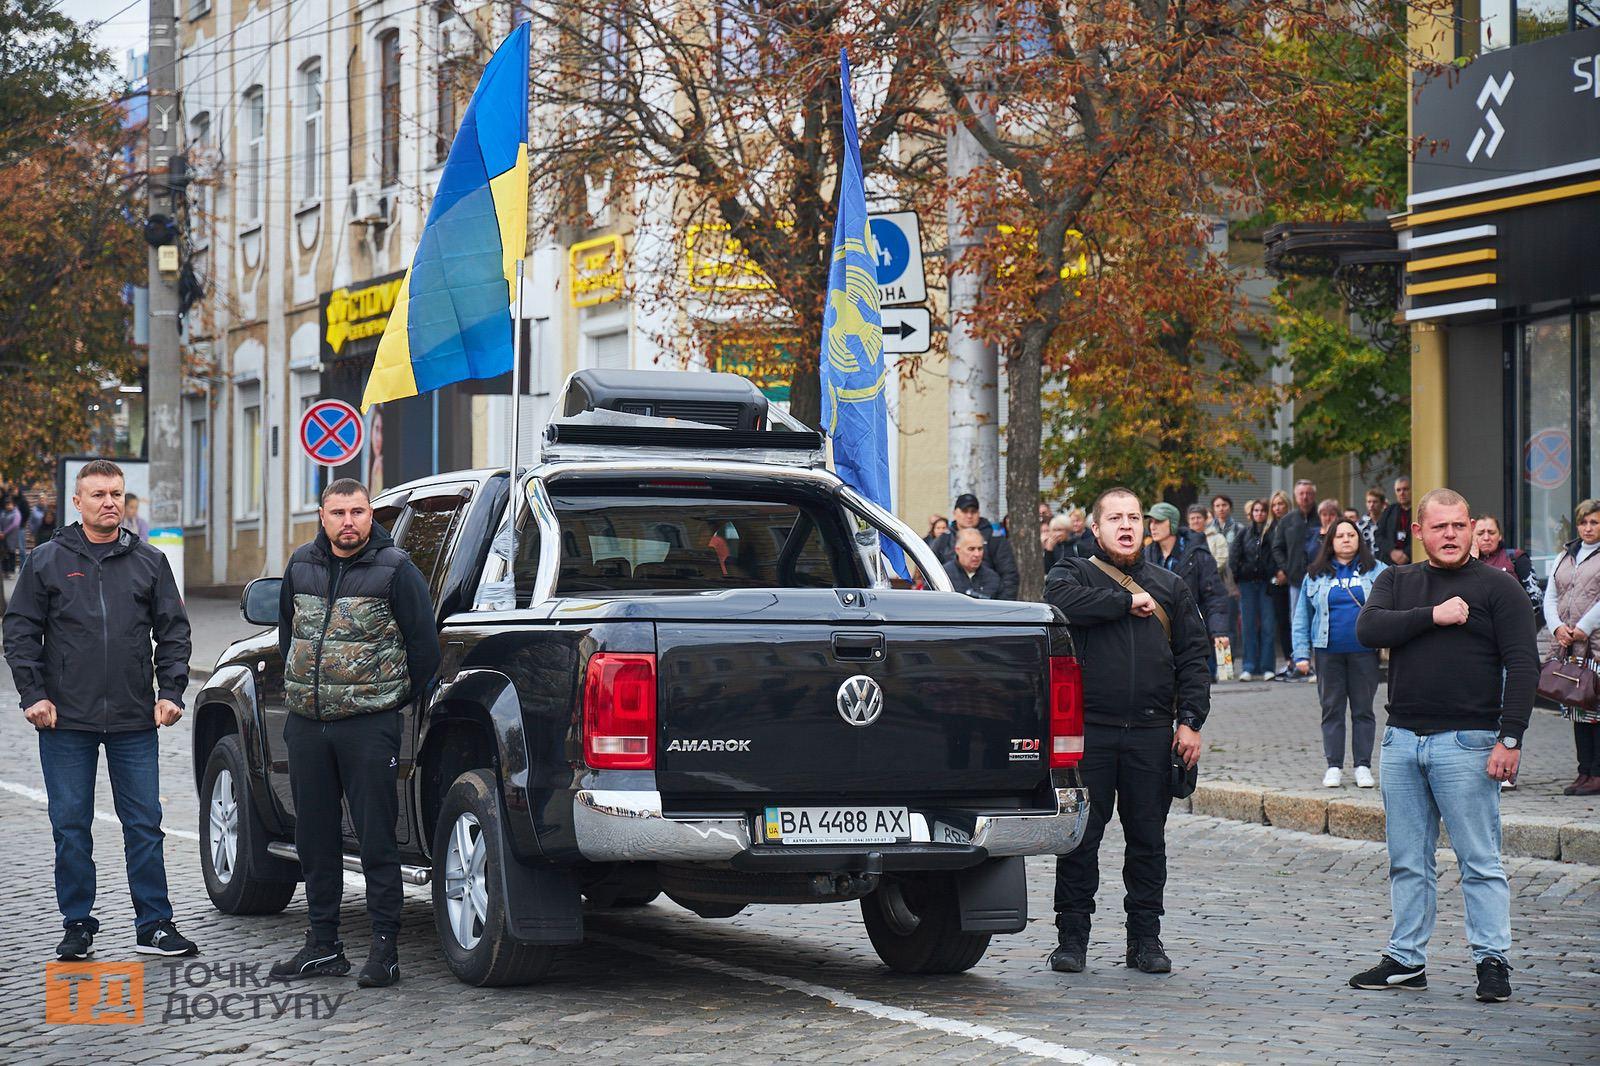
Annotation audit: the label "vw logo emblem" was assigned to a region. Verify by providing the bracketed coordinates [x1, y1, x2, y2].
[836, 675, 884, 727]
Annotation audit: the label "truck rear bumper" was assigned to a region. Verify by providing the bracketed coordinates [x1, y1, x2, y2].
[572, 787, 1091, 864]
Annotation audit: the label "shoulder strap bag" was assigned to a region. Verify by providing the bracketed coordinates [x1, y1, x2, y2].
[1089, 556, 1171, 640]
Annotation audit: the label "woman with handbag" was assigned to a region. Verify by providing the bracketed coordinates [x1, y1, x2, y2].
[1292, 519, 1387, 788]
[1542, 498, 1600, 796]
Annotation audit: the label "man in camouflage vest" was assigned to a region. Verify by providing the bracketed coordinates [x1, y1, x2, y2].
[269, 478, 439, 988]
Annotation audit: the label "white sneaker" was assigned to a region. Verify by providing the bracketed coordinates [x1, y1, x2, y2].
[1322, 767, 1343, 788]
[1237, 671, 1254, 682]
[1354, 766, 1375, 789]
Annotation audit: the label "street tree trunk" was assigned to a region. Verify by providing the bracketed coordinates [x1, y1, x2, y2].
[1007, 323, 1046, 602]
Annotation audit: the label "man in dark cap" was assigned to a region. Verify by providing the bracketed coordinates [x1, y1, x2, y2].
[930, 493, 1018, 599]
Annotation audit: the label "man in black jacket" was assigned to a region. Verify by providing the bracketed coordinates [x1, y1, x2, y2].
[929, 493, 1018, 599]
[1374, 475, 1413, 565]
[1144, 502, 1231, 646]
[1044, 488, 1211, 975]
[269, 479, 440, 989]
[943, 527, 1001, 598]
[3, 460, 198, 961]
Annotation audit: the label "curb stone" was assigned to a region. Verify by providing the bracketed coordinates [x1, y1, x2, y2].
[1185, 780, 1599, 866]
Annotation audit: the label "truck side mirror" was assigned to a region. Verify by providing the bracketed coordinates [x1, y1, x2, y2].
[241, 577, 282, 627]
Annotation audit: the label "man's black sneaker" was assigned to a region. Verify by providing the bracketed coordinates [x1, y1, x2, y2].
[1475, 958, 1512, 1002]
[357, 933, 400, 988]
[1349, 955, 1427, 990]
[269, 932, 350, 981]
[135, 920, 199, 957]
[1048, 938, 1087, 973]
[1125, 936, 1171, 974]
[56, 921, 95, 961]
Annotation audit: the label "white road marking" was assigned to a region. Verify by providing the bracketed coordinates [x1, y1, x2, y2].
[589, 932, 1124, 1065]
[0, 777, 201, 841]
[1, 776, 1120, 1064]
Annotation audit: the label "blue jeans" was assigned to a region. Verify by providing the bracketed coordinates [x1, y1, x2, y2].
[1238, 580, 1276, 676]
[1379, 726, 1510, 967]
[38, 727, 173, 933]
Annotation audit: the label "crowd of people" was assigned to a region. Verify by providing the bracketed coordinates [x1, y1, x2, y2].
[0, 482, 58, 580]
[923, 473, 1598, 798]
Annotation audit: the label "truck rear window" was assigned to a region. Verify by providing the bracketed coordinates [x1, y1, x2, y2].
[549, 493, 861, 592]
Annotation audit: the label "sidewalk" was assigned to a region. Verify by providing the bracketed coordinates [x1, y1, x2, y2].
[1195, 675, 1600, 864]
[184, 590, 266, 679]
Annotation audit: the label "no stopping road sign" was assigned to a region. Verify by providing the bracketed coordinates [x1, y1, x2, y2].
[299, 399, 365, 467]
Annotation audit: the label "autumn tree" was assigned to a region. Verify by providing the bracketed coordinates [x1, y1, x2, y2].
[1257, 12, 1414, 476]
[0, 0, 143, 483]
[523, 0, 948, 430]
[924, 0, 1445, 599]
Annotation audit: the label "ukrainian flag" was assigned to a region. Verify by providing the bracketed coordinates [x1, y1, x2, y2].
[820, 50, 907, 580]
[362, 24, 531, 411]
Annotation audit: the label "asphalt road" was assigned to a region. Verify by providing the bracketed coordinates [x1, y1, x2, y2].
[1, 671, 1596, 1064]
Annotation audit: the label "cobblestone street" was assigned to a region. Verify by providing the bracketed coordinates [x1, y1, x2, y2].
[2, 642, 1596, 1064]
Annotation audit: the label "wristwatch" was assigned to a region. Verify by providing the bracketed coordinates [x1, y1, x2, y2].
[1500, 736, 1518, 749]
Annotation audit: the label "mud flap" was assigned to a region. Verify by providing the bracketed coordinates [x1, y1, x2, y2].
[956, 856, 1028, 933]
[499, 849, 585, 944]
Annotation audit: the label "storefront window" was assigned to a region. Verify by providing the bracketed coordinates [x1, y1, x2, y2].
[1515, 0, 1572, 43]
[1521, 317, 1574, 574]
[1463, 0, 1577, 52]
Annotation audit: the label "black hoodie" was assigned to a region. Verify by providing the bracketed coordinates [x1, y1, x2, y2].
[3, 524, 191, 731]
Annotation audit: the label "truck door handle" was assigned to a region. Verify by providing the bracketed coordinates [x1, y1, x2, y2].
[832, 633, 885, 662]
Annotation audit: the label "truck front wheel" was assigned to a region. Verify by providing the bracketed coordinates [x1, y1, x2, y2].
[432, 770, 557, 986]
[860, 874, 990, 974]
[198, 736, 297, 915]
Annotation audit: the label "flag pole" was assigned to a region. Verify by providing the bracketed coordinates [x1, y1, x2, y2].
[508, 257, 526, 600]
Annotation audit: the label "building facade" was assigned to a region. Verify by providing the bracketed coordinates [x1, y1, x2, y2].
[1404, 5, 1600, 573]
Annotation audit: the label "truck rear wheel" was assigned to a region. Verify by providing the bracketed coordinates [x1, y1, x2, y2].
[432, 770, 557, 986]
[199, 736, 297, 915]
[861, 874, 990, 974]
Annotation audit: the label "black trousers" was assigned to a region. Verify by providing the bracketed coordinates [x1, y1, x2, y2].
[1577, 721, 1600, 776]
[284, 710, 403, 941]
[1054, 723, 1173, 939]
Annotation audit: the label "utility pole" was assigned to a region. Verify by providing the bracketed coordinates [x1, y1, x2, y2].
[945, 4, 999, 517]
[146, 0, 185, 590]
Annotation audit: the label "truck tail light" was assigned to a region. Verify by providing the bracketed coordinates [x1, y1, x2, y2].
[1048, 655, 1084, 768]
[583, 653, 657, 770]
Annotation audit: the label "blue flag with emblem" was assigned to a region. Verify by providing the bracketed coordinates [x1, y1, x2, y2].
[821, 50, 908, 581]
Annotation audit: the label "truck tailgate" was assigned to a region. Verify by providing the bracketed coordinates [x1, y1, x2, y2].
[655, 622, 1049, 799]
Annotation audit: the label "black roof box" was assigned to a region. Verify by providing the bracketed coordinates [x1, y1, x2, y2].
[558, 369, 768, 431]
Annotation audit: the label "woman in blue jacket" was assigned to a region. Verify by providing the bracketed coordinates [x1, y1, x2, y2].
[1293, 518, 1387, 789]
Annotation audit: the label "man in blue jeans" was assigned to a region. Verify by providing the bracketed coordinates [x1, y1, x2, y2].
[1350, 488, 1538, 1003]
[2, 460, 198, 961]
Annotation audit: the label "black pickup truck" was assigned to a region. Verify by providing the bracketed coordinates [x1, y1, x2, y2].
[192, 369, 1089, 985]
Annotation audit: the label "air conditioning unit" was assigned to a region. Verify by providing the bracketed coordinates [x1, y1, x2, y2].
[439, 19, 474, 60]
[349, 179, 388, 228]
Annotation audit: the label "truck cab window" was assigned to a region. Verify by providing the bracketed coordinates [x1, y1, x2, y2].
[397, 489, 471, 588]
[547, 490, 863, 593]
